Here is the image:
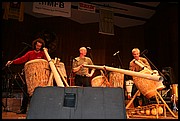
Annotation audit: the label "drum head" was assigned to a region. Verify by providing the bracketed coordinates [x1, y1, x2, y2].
[25, 59, 48, 66]
[91, 76, 109, 87]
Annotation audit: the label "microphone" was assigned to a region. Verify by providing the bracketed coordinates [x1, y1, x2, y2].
[87, 47, 91, 49]
[22, 42, 32, 48]
[70, 56, 77, 62]
[113, 51, 119, 56]
[140, 49, 148, 55]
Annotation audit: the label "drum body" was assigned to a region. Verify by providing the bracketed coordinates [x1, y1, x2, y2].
[133, 69, 165, 99]
[91, 75, 110, 87]
[125, 80, 134, 98]
[109, 72, 124, 88]
[24, 59, 51, 96]
[152, 70, 165, 91]
[55, 61, 67, 78]
[171, 84, 178, 101]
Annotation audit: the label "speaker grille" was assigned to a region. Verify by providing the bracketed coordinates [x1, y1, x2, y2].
[27, 86, 126, 119]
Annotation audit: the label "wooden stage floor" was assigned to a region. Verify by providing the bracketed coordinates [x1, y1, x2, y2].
[2, 109, 178, 119]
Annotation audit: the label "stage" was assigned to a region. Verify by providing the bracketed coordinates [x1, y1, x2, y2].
[2, 89, 178, 119]
[2, 109, 178, 119]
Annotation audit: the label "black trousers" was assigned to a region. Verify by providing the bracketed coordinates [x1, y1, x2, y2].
[20, 83, 30, 112]
[131, 84, 149, 107]
[74, 75, 91, 87]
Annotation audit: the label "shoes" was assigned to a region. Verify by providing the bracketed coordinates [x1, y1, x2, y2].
[16, 109, 26, 114]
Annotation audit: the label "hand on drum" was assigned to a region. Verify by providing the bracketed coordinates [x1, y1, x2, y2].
[86, 73, 93, 77]
[44, 47, 48, 52]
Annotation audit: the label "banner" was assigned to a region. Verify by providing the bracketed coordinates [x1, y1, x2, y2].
[78, 2, 96, 13]
[33, 2, 71, 17]
[3, 2, 24, 21]
[99, 8, 114, 35]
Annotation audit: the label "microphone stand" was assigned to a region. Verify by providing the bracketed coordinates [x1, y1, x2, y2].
[3, 72, 14, 112]
[88, 50, 93, 61]
[2, 45, 30, 112]
[2, 45, 29, 70]
[13, 45, 29, 60]
[69, 56, 75, 86]
[88, 50, 97, 76]
[142, 54, 167, 80]
[116, 53, 123, 69]
[115, 53, 127, 90]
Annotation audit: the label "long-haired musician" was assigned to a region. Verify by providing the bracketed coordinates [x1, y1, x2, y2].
[5, 38, 47, 114]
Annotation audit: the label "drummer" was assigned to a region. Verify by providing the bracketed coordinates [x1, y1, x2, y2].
[129, 48, 151, 107]
[72, 47, 95, 87]
[5, 38, 48, 114]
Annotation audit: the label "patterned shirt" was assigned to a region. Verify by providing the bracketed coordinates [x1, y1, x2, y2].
[72, 57, 93, 76]
[129, 57, 151, 72]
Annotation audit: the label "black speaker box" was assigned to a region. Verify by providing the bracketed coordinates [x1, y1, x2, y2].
[27, 86, 126, 119]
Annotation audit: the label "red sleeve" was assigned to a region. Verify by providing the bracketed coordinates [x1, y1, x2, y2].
[13, 51, 30, 64]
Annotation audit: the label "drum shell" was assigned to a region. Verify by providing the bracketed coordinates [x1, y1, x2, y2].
[91, 75, 110, 87]
[24, 59, 51, 96]
[133, 69, 165, 99]
[55, 62, 67, 78]
[171, 84, 178, 101]
[125, 80, 134, 98]
[109, 72, 124, 88]
[125, 80, 134, 93]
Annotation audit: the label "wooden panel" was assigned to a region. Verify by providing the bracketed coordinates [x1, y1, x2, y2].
[2, 98, 22, 112]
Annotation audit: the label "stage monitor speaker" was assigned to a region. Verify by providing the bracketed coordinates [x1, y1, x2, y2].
[27, 86, 126, 119]
[162, 67, 177, 84]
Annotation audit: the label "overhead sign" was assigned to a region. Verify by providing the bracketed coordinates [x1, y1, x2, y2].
[3, 2, 24, 21]
[99, 8, 114, 35]
[78, 2, 96, 13]
[33, 2, 71, 17]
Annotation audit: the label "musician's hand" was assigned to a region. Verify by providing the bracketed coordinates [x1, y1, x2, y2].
[6, 61, 13, 67]
[80, 64, 84, 68]
[131, 62, 136, 67]
[86, 73, 92, 77]
[138, 60, 147, 67]
[153, 70, 159, 75]
[44, 48, 48, 52]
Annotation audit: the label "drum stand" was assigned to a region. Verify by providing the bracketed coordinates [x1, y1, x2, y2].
[161, 88, 171, 97]
[161, 85, 178, 112]
[3, 67, 28, 112]
[3, 68, 15, 112]
[100, 70, 111, 87]
[126, 89, 177, 118]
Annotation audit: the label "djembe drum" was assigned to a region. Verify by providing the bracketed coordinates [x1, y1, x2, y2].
[133, 69, 165, 99]
[24, 59, 51, 96]
[91, 75, 110, 87]
[55, 61, 67, 79]
[109, 72, 124, 88]
[171, 84, 178, 102]
[125, 80, 134, 99]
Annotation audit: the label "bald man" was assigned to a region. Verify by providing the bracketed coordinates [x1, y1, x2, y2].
[72, 47, 95, 87]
